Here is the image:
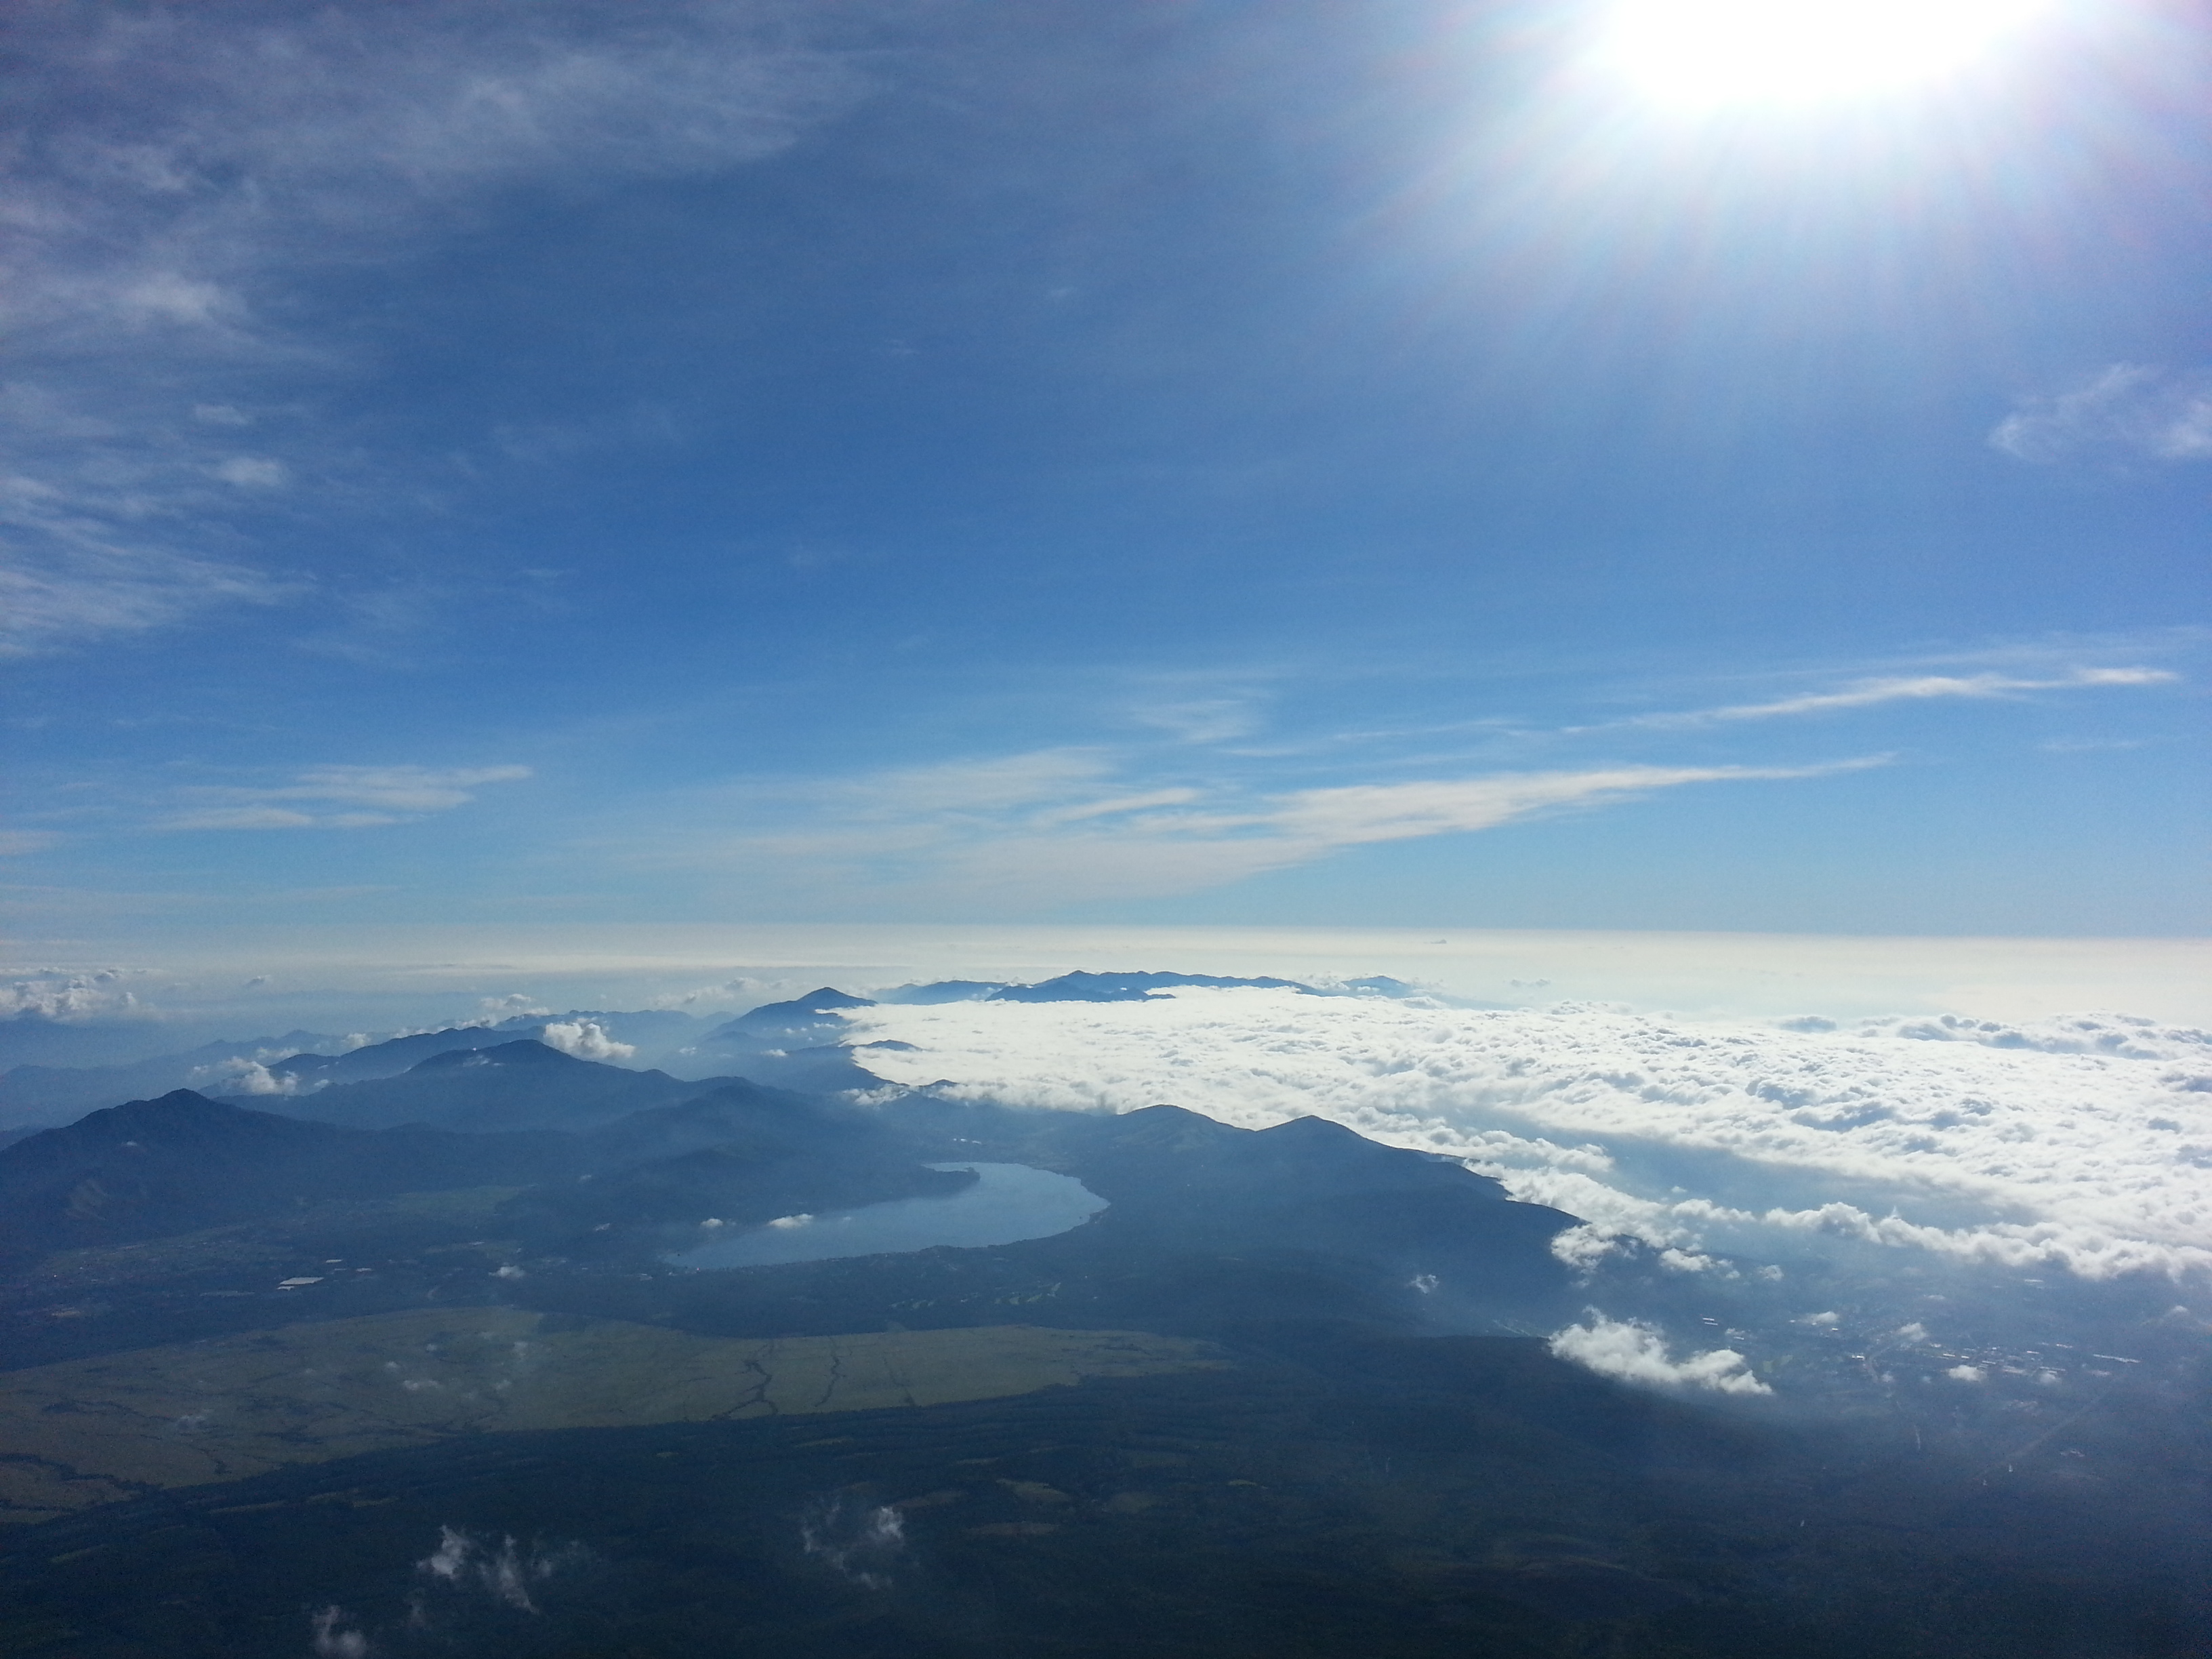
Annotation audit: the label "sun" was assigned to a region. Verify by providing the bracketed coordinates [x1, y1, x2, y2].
[1597, 0, 2047, 109]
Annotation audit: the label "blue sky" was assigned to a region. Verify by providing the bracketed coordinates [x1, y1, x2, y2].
[5, 0, 2208, 956]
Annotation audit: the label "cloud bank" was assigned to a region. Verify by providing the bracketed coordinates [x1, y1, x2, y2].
[846, 990, 2212, 1280]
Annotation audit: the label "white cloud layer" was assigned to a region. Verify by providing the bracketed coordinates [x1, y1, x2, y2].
[159, 764, 530, 830]
[845, 990, 2212, 1281]
[1990, 364, 2212, 466]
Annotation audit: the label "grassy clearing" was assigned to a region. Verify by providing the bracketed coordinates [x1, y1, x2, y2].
[0, 1309, 1226, 1523]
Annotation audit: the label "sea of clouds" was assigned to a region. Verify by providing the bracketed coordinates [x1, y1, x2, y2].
[840, 990, 2212, 1284]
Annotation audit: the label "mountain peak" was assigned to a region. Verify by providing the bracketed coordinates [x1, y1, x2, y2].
[790, 987, 875, 1012]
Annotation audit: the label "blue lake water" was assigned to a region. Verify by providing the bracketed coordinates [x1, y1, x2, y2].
[670, 1162, 1109, 1270]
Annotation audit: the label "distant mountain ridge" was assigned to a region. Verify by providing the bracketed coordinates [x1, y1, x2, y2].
[1, 1011, 713, 1128]
[0, 1071, 985, 1268]
[2, 978, 1425, 1123]
[263, 1025, 521, 1089]
[0, 1090, 576, 1265]
[255, 1040, 736, 1132]
[0, 1031, 350, 1123]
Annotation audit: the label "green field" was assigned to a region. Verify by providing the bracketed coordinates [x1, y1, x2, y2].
[0, 1309, 1226, 1523]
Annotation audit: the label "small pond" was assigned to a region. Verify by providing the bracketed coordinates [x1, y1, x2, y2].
[670, 1162, 1108, 1270]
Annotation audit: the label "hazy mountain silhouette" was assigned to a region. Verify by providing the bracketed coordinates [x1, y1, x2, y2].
[258, 1040, 731, 1132]
[0, 1092, 575, 1264]
[262, 1026, 521, 1088]
[0, 1032, 345, 1124]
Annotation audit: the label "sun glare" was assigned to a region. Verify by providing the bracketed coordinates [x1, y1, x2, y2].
[1599, 0, 2047, 109]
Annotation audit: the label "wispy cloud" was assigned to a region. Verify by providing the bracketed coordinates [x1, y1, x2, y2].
[3, 3, 869, 653]
[1622, 666, 2177, 729]
[581, 644, 2182, 913]
[1130, 698, 1267, 744]
[159, 764, 530, 831]
[657, 752, 1877, 907]
[1033, 788, 1204, 827]
[1990, 364, 2212, 466]
[0, 441, 306, 655]
[1258, 762, 1873, 845]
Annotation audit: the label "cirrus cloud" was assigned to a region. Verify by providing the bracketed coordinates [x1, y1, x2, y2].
[4, 2, 870, 654]
[159, 764, 531, 831]
[1990, 364, 2212, 466]
[657, 752, 1881, 911]
[1624, 666, 2177, 728]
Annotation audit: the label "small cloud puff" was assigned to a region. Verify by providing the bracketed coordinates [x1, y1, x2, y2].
[801, 1496, 906, 1589]
[417, 1525, 587, 1614]
[540, 1020, 636, 1063]
[1990, 364, 2212, 466]
[1, 968, 143, 1022]
[1550, 1223, 1624, 1271]
[189, 1057, 314, 1097]
[309, 1607, 369, 1658]
[1548, 1313, 1771, 1395]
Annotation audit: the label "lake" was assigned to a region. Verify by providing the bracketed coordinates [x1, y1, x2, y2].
[670, 1162, 1109, 1269]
